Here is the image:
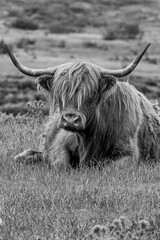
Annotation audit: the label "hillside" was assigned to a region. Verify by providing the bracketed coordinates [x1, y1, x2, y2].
[0, 0, 160, 114]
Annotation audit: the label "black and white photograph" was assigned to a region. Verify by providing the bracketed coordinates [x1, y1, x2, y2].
[0, 0, 160, 239]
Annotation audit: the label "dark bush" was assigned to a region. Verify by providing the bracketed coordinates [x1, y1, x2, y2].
[11, 17, 39, 30]
[0, 103, 26, 116]
[16, 38, 36, 49]
[83, 41, 98, 48]
[48, 23, 76, 34]
[50, 40, 66, 48]
[104, 22, 142, 40]
[7, 8, 23, 17]
[146, 80, 158, 87]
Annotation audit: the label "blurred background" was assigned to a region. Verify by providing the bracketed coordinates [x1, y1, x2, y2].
[0, 0, 160, 115]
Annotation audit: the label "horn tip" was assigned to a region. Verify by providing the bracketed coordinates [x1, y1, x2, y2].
[0, 40, 5, 48]
[0, 40, 9, 53]
[146, 42, 151, 49]
[0, 40, 6, 47]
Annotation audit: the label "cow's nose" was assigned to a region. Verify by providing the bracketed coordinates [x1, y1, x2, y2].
[59, 112, 85, 131]
[62, 113, 81, 126]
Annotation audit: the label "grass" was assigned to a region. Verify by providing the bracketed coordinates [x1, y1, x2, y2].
[0, 113, 160, 239]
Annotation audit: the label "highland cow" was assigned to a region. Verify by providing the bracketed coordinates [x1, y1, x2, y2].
[3, 41, 160, 169]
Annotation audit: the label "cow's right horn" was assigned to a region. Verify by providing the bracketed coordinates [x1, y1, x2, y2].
[2, 40, 56, 77]
[100, 43, 150, 77]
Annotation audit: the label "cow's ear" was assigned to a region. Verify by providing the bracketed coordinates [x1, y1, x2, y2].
[99, 75, 117, 94]
[37, 75, 53, 91]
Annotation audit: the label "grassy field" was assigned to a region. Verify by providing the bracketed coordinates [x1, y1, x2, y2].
[0, 113, 160, 239]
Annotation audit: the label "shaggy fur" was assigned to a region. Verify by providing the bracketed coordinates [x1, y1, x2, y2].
[15, 62, 160, 168]
[39, 114, 79, 169]
[138, 94, 160, 163]
[46, 62, 160, 165]
[14, 114, 78, 169]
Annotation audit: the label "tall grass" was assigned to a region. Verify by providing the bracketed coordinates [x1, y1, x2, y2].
[0, 113, 160, 239]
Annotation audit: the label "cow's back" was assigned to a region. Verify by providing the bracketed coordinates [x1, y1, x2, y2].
[138, 93, 160, 162]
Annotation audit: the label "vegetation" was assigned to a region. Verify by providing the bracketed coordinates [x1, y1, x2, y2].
[25, 100, 44, 123]
[3, 0, 150, 34]
[84, 216, 158, 239]
[11, 17, 39, 30]
[0, 78, 48, 116]
[0, 112, 160, 239]
[16, 38, 36, 49]
[0, 0, 159, 116]
[104, 22, 142, 40]
[48, 23, 76, 34]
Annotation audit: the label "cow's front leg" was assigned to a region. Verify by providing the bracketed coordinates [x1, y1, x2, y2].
[14, 149, 43, 165]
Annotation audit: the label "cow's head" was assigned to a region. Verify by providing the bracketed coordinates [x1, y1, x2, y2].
[51, 63, 118, 131]
[2, 41, 150, 132]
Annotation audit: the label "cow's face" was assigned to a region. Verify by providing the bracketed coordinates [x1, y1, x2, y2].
[38, 63, 117, 132]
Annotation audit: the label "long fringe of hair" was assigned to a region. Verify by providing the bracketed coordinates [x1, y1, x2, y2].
[51, 62, 101, 111]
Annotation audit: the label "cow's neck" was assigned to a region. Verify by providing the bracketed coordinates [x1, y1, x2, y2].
[76, 123, 110, 165]
[76, 108, 121, 165]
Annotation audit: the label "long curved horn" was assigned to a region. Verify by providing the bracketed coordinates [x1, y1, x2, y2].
[100, 43, 150, 77]
[2, 40, 56, 76]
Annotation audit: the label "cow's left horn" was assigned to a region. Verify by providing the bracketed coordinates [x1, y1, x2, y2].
[2, 41, 56, 76]
[100, 43, 150, 77]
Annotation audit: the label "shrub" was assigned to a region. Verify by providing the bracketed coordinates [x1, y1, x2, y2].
[51, 40, 66, 48]
[25, 100, 44, 120]
[145, 52, 158, 64]
[70, 2, 92, 13]
[16, 38, 36, 49]
[104, 22, 142, 40]
[0, 103, 26, 116]
[7, 8, 23, 17]
[83, 41, 98, 48]
[48, 23, 76, 34]
[123, 23, 141, 39]
[84, 216, 154, 240]
[11, 17, 39, 30]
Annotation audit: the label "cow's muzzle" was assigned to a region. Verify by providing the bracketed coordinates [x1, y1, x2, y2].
[59, 112, 86, 131]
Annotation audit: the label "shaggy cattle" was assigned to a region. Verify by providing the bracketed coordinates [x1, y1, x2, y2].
[3, 41, 160, 169]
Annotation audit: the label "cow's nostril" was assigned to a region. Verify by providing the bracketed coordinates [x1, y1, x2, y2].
[61, 113, 82, 126]
[65, 113, 76, 119]
[74, 117, 80, 124]
[62, 115, 67, 123]
[63, 113, 80, 122]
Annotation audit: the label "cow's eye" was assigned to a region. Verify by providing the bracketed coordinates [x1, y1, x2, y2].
[60, 70, 67, 77]
[87, 97, 93, 103]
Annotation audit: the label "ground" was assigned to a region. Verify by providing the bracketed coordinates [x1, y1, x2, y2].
[0, 114, 160, 239]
